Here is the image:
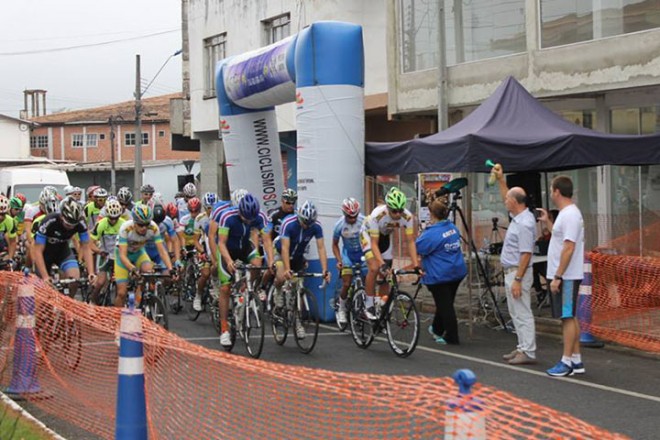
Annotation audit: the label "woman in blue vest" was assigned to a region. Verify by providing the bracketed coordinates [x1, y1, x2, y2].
[416, 198, 467, 345]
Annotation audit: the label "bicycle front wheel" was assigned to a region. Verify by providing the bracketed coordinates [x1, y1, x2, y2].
[294, 288, 319, 354]
[144, 296, 169, 330]
[385, 292, 419, 358]
[243, 292, 265, 358]
[348, 289, 374, 349]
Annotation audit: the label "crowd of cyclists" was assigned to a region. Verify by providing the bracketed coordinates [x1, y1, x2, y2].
[0, 180, 422, 348]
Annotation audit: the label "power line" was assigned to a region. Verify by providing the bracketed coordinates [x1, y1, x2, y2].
[0, 29, 179, 56]
[1, 28, 177, 43]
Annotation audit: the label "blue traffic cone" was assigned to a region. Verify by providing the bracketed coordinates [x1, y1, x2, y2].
[5, 276, 41, 400]
[445, 369, 486, 440]
[115, 294, 148, 440]
[578, 256, 604, 348]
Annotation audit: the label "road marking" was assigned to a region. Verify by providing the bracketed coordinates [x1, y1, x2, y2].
[318, 323, 660, 404]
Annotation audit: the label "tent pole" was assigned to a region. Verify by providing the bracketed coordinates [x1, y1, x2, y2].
[466, 174, 473, 338]
[436, 1, 448, 131]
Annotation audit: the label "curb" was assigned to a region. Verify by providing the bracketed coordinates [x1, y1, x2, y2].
[0, 391, 68, 440]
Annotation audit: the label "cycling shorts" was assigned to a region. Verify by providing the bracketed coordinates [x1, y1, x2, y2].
[360, 230, 392, 260]
[340, 252, 367, 277]
[44, 246, 78, 274]
[273, 252, 307, 273]
[114, 248, 152, 284]
[217, 247, 261, 286]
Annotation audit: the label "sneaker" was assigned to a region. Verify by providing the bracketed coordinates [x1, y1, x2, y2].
[546, 361, 573, 377]
[571, 362, 585, 374]
[220, 331, 232, 347]
[508, 352, 536, 365]
[428, 325, 443, 339]
[364, 306, 378, 321]
[337, 309, 347, 325]
[502, 349, 519, 361]
[193, 295, 202, 312]
[295, 322, 306, 339]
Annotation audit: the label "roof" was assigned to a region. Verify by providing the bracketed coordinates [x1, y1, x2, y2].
[55, 159, 193, 172]
[0, 113, 36, 125]
[30, 93, 181, 125]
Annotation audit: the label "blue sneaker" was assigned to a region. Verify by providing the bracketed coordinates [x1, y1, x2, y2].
[547, 361, 573, 377]
[571, 362, 585, 374]
[427, 326, 447, 345]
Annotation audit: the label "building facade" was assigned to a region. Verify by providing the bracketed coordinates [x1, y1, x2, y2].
[0, 114, 32, 160]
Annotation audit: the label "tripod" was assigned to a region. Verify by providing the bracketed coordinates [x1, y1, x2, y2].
[448, 191, 509, 332]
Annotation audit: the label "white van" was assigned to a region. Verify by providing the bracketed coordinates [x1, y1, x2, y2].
[0, 166, 70, 201]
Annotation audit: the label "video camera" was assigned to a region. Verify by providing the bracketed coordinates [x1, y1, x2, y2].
[434, 177, 468, 197]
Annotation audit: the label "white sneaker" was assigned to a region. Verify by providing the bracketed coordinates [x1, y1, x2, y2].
[337, 309, 348, 324]
[295, 322, 306, 339]
[193, 295, 202, 311]
[220, 331, 232, 347]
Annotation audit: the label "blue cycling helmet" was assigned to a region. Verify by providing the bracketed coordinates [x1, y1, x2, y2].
[203, 192, 217, 209]
[238, 193, 260, 221]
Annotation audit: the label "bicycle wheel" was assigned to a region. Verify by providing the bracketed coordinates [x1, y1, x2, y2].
[294, 288, 319, 354]
[144, 296, 169, 330]
[208, 298, 221, 335]
[243, 292, 265, 358]
[62, 318, 82, 370]
[348, 289, 374, 349]
[269, 294, 288, 346]
[98, 281, 115, 306]
[385, 292, 419, 358]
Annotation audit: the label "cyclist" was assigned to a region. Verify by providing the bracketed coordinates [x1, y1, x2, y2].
[9, 197, 26, 237]
[360, 187, 420, 319]
[64, 185, 82, 202]
[217, 193, 274, 347]
[273, 200, 331, 317]
[177, 197, 210, 311]
[138, 184, 155, 206]
[30, 194, 60, 238]
[150, 203, 180, 263]
[176, 182, 198, 221]
[114, 204, 175, 307]
[267, 188, 298, 240]
[90, 198, 126, 304]
[0, 196, 17, 266]
[116, 187, 134, 219]
[207, 190, 240, 276]
[24, 187, 58, 245]
[32, 197, 96, 297]
[84, 187, 108, 230]
[331, 197, 366, 325]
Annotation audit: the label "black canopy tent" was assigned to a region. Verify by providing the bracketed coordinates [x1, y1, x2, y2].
[365, 77, 660, 175]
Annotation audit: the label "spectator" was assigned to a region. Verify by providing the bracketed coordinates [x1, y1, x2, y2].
[415, 198, 466, 345]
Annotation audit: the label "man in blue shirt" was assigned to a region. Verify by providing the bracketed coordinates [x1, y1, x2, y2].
[217, 193, 274, 347]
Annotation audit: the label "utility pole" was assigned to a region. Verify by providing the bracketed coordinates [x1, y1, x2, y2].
[134, 54, 143, 195]
[109, 115, 123, 194]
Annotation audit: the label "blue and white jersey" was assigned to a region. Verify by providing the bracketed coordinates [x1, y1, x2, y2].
[333, 214, 365, 260]
[218, 207, 269, 251]
[275, 215, 323, 260]
[146, 216, 177, 259]
[176, 197, 189, 221]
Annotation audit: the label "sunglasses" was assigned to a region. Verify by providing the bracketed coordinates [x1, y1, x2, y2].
[389, 208, 404, 214]
[283, 200, 295, 205]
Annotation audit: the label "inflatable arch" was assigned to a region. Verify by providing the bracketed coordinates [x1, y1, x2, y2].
[216, 21, 365, 320]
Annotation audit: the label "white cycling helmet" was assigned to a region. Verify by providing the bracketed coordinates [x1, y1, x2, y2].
[183, 182, 197, 198]
[105, 198, 123, 218]
[231, 188, 249, 207]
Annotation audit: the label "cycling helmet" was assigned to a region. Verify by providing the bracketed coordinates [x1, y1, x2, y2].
[341, 197, 360, 218]
[43, 185, 58, 195]
[0, 196, 9, 214]
[59, 197, 83, 224]
[152, 204, 166, 224]
[87, 185, 100, 199]
[43, 195, 59, 215]
[152, 192, 163, 206]
[238, 193, 260, 221]
[15, 193, 26, 205]
[93, 187, 108, 199]
[63, 185, 76, 195]
[9, 197, 23, 210]
[187, 197, 201, 213]
[117, 186, 133, 204]
[297, 200, 318, 225]
[203, 192, 217, 208]
[105, 198, 123, 218]
[140, 184, 155, 194]
[282, 188, 298, 204]
[385, 187, 407, 210]
[131, 204, 153, 225]
[231, 188, 249, 207]
[183, 182, 197, 198]
[165, 202, 178, 219]
[39, 187, 57, 207]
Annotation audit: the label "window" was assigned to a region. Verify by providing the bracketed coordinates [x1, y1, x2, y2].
[99, 133, 106, 140]
[124, 132, 149, 146]
[158, 130, 165, 137]
[263, 13, 291, 44]
[204, 33, 227, 98]
[30, 135, 48, 149]
[71, 133, 98, 148]
[541, 0, 660, 48]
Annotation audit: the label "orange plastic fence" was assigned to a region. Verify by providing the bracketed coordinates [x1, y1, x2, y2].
[0, 272, 627, 439]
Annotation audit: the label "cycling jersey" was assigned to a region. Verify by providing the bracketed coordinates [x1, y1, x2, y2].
[117, 220, 162, 253]
[146, 218, 176, 264]
[275, 215, 323, 260]
[24, 203, 44, 223]
[210, 200, 232, 224]
[218, 207, 268, 251]
[35, 214, 89, 272]
[31, 214, 46, 238]
[268, 207, 294, 240]
[0, 214, 17, 252]
[91, 217, 126, 255]
[333, 214, 366, 262]
[84, 202, 102, 230]
[12, 210, 26, 236]
[177, 213, 202, 247]
[176, 197, 189, 221]
[362, 205, 414, 237]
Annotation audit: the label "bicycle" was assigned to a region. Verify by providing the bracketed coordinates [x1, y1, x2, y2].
[333, 262, 365, 332]
[269, 270, 323, 354]
[171, 248, 199, 316]
[224, 262, 268, 358]
[128, 272, 170, 330]
[348, 268, 421, 358]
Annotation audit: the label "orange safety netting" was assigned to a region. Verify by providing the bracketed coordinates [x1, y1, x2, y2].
[0, 272, 627, 439]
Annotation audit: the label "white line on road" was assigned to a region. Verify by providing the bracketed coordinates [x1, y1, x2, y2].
[316, 324, 660, 404]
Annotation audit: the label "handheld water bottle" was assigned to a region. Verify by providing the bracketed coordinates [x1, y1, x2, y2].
[485, 159, 498, 186]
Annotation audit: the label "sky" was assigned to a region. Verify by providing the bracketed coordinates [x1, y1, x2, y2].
[0, 0, 182, 118]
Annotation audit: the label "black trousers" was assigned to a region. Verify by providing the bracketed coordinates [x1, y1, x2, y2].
[427, 280, 463, 344]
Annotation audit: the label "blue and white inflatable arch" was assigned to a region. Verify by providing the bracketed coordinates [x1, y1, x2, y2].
[216, 21, 365, 320]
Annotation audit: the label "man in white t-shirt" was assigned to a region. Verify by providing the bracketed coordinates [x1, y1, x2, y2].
[538, 176, 585, 377]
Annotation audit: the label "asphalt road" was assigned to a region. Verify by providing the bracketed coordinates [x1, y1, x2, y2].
[167, 308, 660, 440]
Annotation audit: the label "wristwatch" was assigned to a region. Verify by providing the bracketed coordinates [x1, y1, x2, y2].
[554, 275, 563, 281]
[514, 276, 522, 282]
